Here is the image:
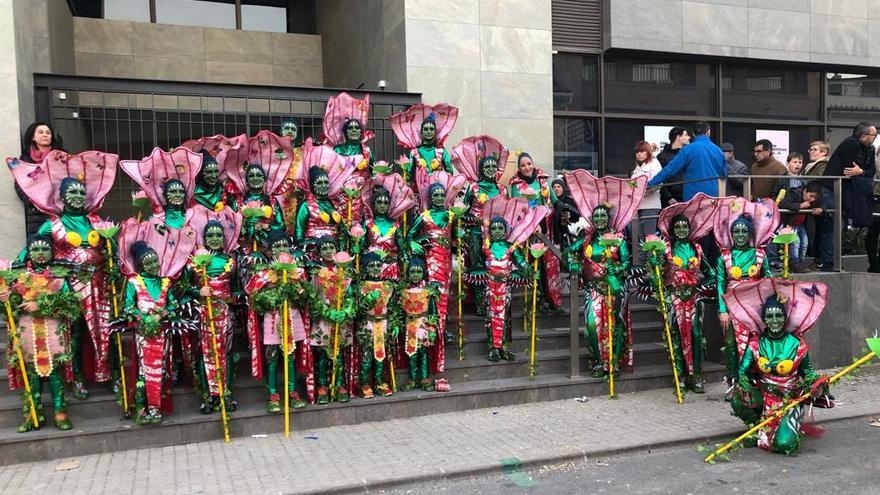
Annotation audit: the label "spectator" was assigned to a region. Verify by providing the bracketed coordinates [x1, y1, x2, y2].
[826, 122, 877, 230]
[864, 149, 880, 273]
[20, 121, 63, 162]
[721, 142, 748, 197]
[804, 140, 830, 177]
[656, 126, 690, 205]
[647, 121, 725, 201]
[778, 181, 825, 273]
[749, 139, 787, 200]
[780, 152, 806, 191]
[631, 141, 662, 238]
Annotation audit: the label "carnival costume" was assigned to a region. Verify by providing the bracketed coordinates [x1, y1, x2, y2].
[2, 236, 81, 432]
[180, 134, 245, 212]
[567, 171, 646, 377]
[714, 198, 779, 382]
[408, 170, 468, 391]
[451, 135, 509, 316]
[400, 256, 440, 391]
[8, 150, 119, 398]
[356, 252, 398, 398]
[390, 103, 459, 186]
[362, 174, 417, 279]
[293, 138, 354, 254]
[186, 206, 243, 413]
[650, 193, 722, 393]
[244, 230, 314, 409]
[508, 152, 563, 312]
[474, 197, 550, 361]
[117, 220, 196, 424]
[278, 121, 305, 234]
[725, 279, 830, 455]
[324, 92, 373, 225]
[121, 146, 203, 230]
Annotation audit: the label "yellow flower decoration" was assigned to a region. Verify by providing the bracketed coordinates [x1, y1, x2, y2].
[66, 231, 83, 247]
[319, 211, 330, 223]
[478, 193, 488, 204]
[356, 158, 368, 171]
[688, 257, 700, 267]
[584, 244, 593, 258]
[672, 256, 684, 267]
[747, 264, 759, 278]
[729, 266, 743, 280]
[262, 205, 273, 218]
[430, 158, 441, 171]
[757, 356, 772, 374]
[223, 258, 234, 273]
[418, 158, 427, 169]
[267, 270, 278, 284]
[540, 188, 549, 198]
[331, 211, 342, 223]
[775, 359, 794, 376]
[214, 201, 225, 213]
[87, 230, 100, 247]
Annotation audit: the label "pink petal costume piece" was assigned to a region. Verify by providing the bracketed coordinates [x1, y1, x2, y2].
[324, 92, 373, 226]
[120, 146, 203, 230]
[182, 133, 245, 211]
[567, 171, 646, 375]
[117, 219, 196, 423]
[391, 103, 459, 187]
[363, 173, 417, 279]
[7, 150, 118, 386]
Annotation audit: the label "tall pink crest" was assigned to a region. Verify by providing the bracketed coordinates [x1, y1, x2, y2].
[322, 92, 372, 147]
[120, 147, 202, 209]
[367, 173, 417, 220]
[451, 135, 509, 182]
[415, 167, 468, 210]
[658, 192, 733, 242]
[482, 196, 550, 245]
[185, 205, 243, 254]
[713, 197, 780, 249]
[723, 278, 827, 339]
[390, 103, 459, 149]
[566, 170, 647, 234]
[179, 134, 237, 157]
[298, 137, 354, 196]
[118, 218, 197, 277]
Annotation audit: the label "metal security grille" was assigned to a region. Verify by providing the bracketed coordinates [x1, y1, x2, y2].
[552, 0, 602, 52]
[32, 74, 418, 227]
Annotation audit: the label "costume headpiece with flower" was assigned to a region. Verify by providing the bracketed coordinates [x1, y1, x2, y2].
[295, 137, 354, 196]
[322, 92, 373, 147]
[185, 205, 242, 254]
[390, 103, 459, 150]
[566, 170, 647, 241]
[451, 135, 509, 183]
[482, 196, 551, 245]
[118, 218, 196, 277]
[416, 167, 468, 211]
[120, 147, 202, 210]
[723, 278, 827, 340]
[657, 192, 731, 243]
[713, 197, 780, 249]
[365, 173, 416, 220]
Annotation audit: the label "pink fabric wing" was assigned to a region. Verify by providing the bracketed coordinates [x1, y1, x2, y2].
[713, 197, 781, 249]
[120, 147, 202, 209]
[214, 133, 248, 183]
[482, 196, 550, 245]
[248, 130, 293, 196]
[179, 134, 237, 157]
[390, 103, 460, 149]
[7, 150, 119, 215]
[657, 193, 733, 242]
[415, 168, 469, 210]
[566, 170, 647, 233]
[370, 173, 417, 220]
[322, 92, 371, 147]
[118, 218, 198, 277]
[451, 135, 510, 182]
[185, 205, 243, 253]
[723, 278, 828, 338]
[299, 138, 353, 196]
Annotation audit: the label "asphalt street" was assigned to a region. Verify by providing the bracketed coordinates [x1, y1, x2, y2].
[380, 416, 880, 495]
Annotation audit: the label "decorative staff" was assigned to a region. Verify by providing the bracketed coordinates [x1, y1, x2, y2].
[705, 337, 880, 463]
[599, 233, 622, 399]
[329, 251, 353, 401]
[642, 235, 683, 404]
[0, 262, 39, 428]
[528, 242, 548, 379]
[523, 246, 530, 333]
[96, 221, 130, 416]
[192, 249, 231, 443]
[451, 201, 467, 361]
[772, 227, 797, 280]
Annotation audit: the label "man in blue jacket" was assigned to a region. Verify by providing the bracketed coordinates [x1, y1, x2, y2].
[648, 122, 726, 200]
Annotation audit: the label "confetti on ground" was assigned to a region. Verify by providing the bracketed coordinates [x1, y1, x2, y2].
[55, 460, 80, 472]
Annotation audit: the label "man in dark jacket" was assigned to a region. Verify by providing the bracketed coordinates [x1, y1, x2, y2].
[722, 142, 748, 197]
[656, 126, 689, 206]
[826, 122, 876, 227]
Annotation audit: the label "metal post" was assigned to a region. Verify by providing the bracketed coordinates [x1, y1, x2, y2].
[569, 271, 580, 378]
[833, 178, 843, 272]
[717, 177, 727, 197]
[235, 0, 242, 30]
[743, 176, 751, 200]
[149, 0, 156, 23]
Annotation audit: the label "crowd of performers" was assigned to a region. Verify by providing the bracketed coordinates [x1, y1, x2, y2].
[1, 93, 841, 457]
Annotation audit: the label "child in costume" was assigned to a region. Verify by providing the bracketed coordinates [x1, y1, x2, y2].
[117, 221, 196, 425]
[390, 103, 459, 185]
[714, 198, 779, 385]
[567, 171, 646, 378]
[1, 235, 81, 432]
[7, 150, 119, 399]
[120, 146, 202, 231]
[278, 121, 305, 233]
[725, 279, 830, 455]
[508, 152, 564, 314]
[356, 252, 398, 398]
[186, 206, 243, 414]
[324, 92, 373, 225]
[362, 174, 417, 279]
[245, 230, 313, 410]
[184, 135, 246, 212]
[451, 135, 509, 316]
[400, 256, 440, 391]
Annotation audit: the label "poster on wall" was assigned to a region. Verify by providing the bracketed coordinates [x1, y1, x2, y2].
[644, 125, 674, 154]
[755, 130, 790, 163]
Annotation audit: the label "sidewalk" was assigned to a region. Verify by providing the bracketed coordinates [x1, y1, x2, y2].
[0, 366, 877, 495]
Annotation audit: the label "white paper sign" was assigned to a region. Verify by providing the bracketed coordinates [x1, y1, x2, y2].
[756, 130, 790, 164]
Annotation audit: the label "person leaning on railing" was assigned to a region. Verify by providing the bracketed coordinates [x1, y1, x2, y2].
[825, 122, 876, 229]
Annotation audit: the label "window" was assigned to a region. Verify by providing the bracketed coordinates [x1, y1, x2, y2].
[156, 0, 236, 29]
[104, 0, 151, 22]
[242, 4, 287, 33]
[603, 58, 716, 116]
[827, 73, 880, 124]
[552, 53, 599, 112]
[722, 67, 821, 121]
[554, 118, 598, 172]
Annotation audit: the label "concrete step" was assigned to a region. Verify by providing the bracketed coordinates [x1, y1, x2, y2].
[0, 362, 726, 466]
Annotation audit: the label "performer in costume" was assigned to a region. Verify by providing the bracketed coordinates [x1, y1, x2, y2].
[725, 279, 830, 455]
[186, 206, 243, 413]
[245, 230, 313, 410]
[400, 256, 440, 391]
[356, 252, 397, 398]
[390, 103, 459, 185]
[121, 146, 203, 231]
[649, 193, 723, 393]
[508, 152, 563, 313]
[181, 134, 245, 212]
[324, 93, 372, 225]
[7, 150, 119, 399]
[714, 198, 779, 386]
[293, 139, 353, 255]
[473, 197, 550, 361]
[408, 170, 468, 391]
[278, 121, 305, 234]
[1, 235, 81, 432]
[451, 135, 509, 316]
[362, 174, 416, 279]
[117, 221, 196, 425]
[567, 171, 646, 377]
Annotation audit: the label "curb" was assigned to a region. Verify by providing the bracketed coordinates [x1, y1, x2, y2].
[310, 410, 880, 495]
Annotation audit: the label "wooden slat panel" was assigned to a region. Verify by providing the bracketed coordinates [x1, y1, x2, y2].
[552, 0, 602, 51]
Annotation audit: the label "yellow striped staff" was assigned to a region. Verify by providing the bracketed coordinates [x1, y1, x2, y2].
[705, 337, 880, 463]
[193, 258, 231, 443]
[448, 203, 467, 361]
[281, 269, 291, 437]
[528, 242, 548, 379]
[598, 234, 623, 399]
[642, 236, 683, 403]
[1, 280, 39, 428]
[329, 251, 354, 401]
[96, 224, 129, 417]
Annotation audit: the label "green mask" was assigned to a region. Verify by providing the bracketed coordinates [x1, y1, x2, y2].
[345, 121, 362, 143]
[164, 183, 186, 208]
[373, 195, 390, 216]
[490, 221, 506, 241]
[280, 122, 298, 140]
[481, 158, 498, 181]
[430, 188, 446, 209]
[408, 265, 425, 284]
[673, 218, 690, 241]
[63, 181, 86, 211]
[201, 162, 219, 187]
[366, 260, 383, 279]
[139, 252, 160, 277]
[319, 242, 337, 263]
[763, 306, 786, 338]
[205, 226, 224, 251]
[271, 240, 290, 259]
[312, 174, 330, 198]
[420, 121, 436, 144]
[28, 241, 52, 266]
[592, 208, 610, 231]
[246, 166, 266, 193]
[732, 223, 750, 249]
